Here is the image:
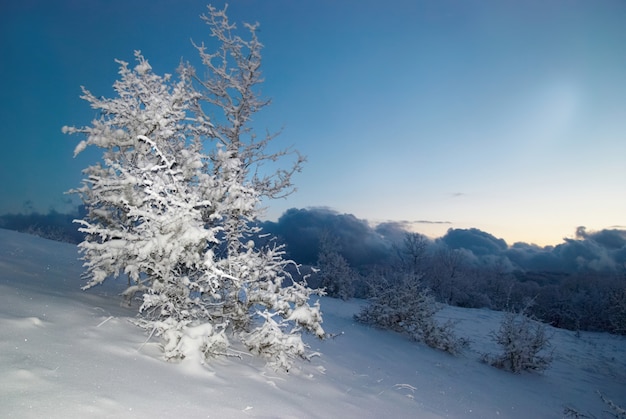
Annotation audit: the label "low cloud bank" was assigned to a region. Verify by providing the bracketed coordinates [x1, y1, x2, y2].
[260, 207, 392, 267]
[2, 206, 625, 274]
[263, 208, 626, 274]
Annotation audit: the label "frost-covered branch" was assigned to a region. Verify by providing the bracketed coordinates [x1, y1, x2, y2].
[186, 4, 305, 203]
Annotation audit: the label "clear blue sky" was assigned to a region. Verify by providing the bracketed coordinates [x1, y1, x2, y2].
[1, 0, 625, 246]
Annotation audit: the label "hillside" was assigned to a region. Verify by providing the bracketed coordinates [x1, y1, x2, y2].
[1, 228, 624, 418]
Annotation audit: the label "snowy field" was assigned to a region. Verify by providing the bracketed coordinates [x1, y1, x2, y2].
[1, 228, 625, 418]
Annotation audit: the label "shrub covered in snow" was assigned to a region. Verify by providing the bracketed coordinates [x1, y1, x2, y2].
[355, 271, 467, 354]
[483, 305, 552, 373]
[64, 5, 323, 370]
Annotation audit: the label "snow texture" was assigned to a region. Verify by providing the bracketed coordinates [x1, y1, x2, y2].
[1, 228, 625, 418]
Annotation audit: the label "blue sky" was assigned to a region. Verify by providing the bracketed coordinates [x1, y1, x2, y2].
[1, 0, 625, 246]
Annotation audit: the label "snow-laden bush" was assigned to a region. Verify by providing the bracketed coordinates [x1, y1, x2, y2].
[64, 5, 323, 370]
[483, 305, 552, 373]
[355, 272, 467, 354]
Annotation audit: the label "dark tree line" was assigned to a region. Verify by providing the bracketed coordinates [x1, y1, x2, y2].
[311, 231, 626, 336]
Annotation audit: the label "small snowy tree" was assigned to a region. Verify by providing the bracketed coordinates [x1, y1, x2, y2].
[608, 287, 626, 335]
[64, 5, 324, 370]
[316, 231, 355, 300]
[483, 305, 552, 373]
[355, 271, 467, 354]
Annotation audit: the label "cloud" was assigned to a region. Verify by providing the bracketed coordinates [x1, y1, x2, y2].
[261, 208, 396, 267]
[505, 242, 564, 272]
[413, 220, 452, 225]
[505, 227, 626, 273]
[434, 226, 626, 273]
[439, 228, 508, 256]
[4, 204, 624, 275]
[262, 209, 626, 274]
[373, 221, 413, 245]
[373, 220, 449, 243]
[575, 226, 626, 250]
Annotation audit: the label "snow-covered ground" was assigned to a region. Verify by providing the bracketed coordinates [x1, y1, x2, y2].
[1, 228, 625, 418]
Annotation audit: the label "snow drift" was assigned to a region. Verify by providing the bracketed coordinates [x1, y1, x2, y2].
[1, 228, 625, 418]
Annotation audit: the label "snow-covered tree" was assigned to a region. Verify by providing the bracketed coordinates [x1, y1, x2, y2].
[316, 231, 355, 300]
[355, 270, 467, 354]
[64, 5, 324, 370]
[483, 304, 552, 373]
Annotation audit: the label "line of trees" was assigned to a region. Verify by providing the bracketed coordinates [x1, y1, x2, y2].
[312, 232, 626, 335]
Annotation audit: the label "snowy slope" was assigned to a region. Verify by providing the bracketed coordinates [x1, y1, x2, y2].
[1, 228, 625, 418]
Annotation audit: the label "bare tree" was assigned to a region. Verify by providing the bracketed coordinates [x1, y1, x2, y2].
[395, 232, 429, 276]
